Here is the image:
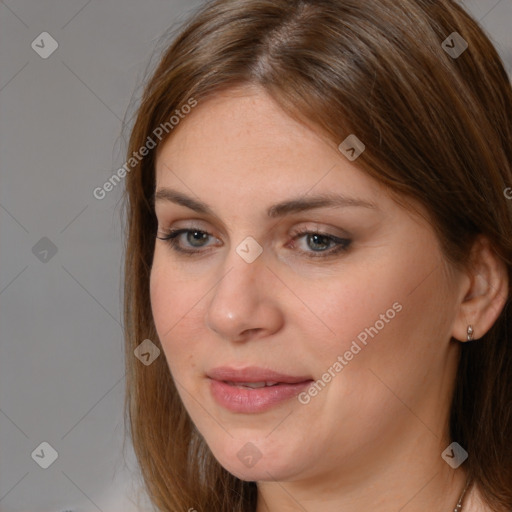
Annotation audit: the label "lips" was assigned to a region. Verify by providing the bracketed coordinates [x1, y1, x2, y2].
[207, 366, 314, 413]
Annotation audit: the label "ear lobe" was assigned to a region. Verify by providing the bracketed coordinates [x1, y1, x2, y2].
[451, 236, 509, 342]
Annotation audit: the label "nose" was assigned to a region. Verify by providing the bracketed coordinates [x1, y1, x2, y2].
[205, 246, 283, 342]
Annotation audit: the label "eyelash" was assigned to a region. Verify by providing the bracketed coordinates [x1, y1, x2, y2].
[156, 227, 352, 259]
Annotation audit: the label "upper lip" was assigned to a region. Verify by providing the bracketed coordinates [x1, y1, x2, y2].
[207, 366, 312, 384]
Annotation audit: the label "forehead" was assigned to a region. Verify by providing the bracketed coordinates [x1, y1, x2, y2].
[154, 86, 385, 205]
[157, 87, 326, 168]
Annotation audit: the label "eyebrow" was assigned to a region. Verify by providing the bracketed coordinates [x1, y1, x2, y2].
[154, 187, 378, 218]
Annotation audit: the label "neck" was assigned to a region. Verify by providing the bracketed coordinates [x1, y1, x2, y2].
[255, 428, 468, 512]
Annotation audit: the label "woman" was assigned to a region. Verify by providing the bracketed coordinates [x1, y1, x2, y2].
[122, 1, 512, 510]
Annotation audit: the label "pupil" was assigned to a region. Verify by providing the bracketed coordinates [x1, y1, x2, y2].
[309, 234, 329, 251]
[188, 231, 207, 247]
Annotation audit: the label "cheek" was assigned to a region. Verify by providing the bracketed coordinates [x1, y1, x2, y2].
[150, 262, 174, 336]
[288, 264, 451, 449]
[308, 249, 452, 375]
[149, 256, 203, 372]
[150, 249, 202, 331]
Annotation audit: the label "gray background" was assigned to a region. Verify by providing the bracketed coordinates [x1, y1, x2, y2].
[0, 1, 511, 511]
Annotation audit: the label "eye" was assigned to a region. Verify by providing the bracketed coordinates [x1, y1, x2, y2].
[156, 228, 216, 255]
[287, 229, 352, 258]
[156, 227, 352, 258]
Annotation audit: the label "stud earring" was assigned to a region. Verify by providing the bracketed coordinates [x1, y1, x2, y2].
[466, 324, 474, 342]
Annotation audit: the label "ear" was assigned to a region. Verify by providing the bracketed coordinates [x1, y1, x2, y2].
[451, 235, 509, 342]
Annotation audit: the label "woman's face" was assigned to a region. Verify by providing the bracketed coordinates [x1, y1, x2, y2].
[150, 85, 463, 484]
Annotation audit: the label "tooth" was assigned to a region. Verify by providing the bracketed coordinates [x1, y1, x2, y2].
[226, 381, 282, 389]
[229, 381, 267, 389]
[243, 382, 267, 388]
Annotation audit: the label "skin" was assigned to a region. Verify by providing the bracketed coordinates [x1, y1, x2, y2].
[149, 84, 508, 512]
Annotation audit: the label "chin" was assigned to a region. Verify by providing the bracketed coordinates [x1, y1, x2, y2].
[208, 440, 302, 482]
[219, 460, 293, 482]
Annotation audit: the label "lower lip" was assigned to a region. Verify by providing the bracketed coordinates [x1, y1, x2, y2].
[209, 378, 313, 413]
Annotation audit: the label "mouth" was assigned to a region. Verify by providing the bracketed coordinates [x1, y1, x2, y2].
[207, 366, 314, 413]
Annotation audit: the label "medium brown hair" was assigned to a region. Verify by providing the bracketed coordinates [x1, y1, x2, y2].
[122, 1, 512, 510]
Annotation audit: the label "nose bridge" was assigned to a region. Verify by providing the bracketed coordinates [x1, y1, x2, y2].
[213, 239, 265, 307]
[205, 239, 271, 338]
[218, 232, 266, 288]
